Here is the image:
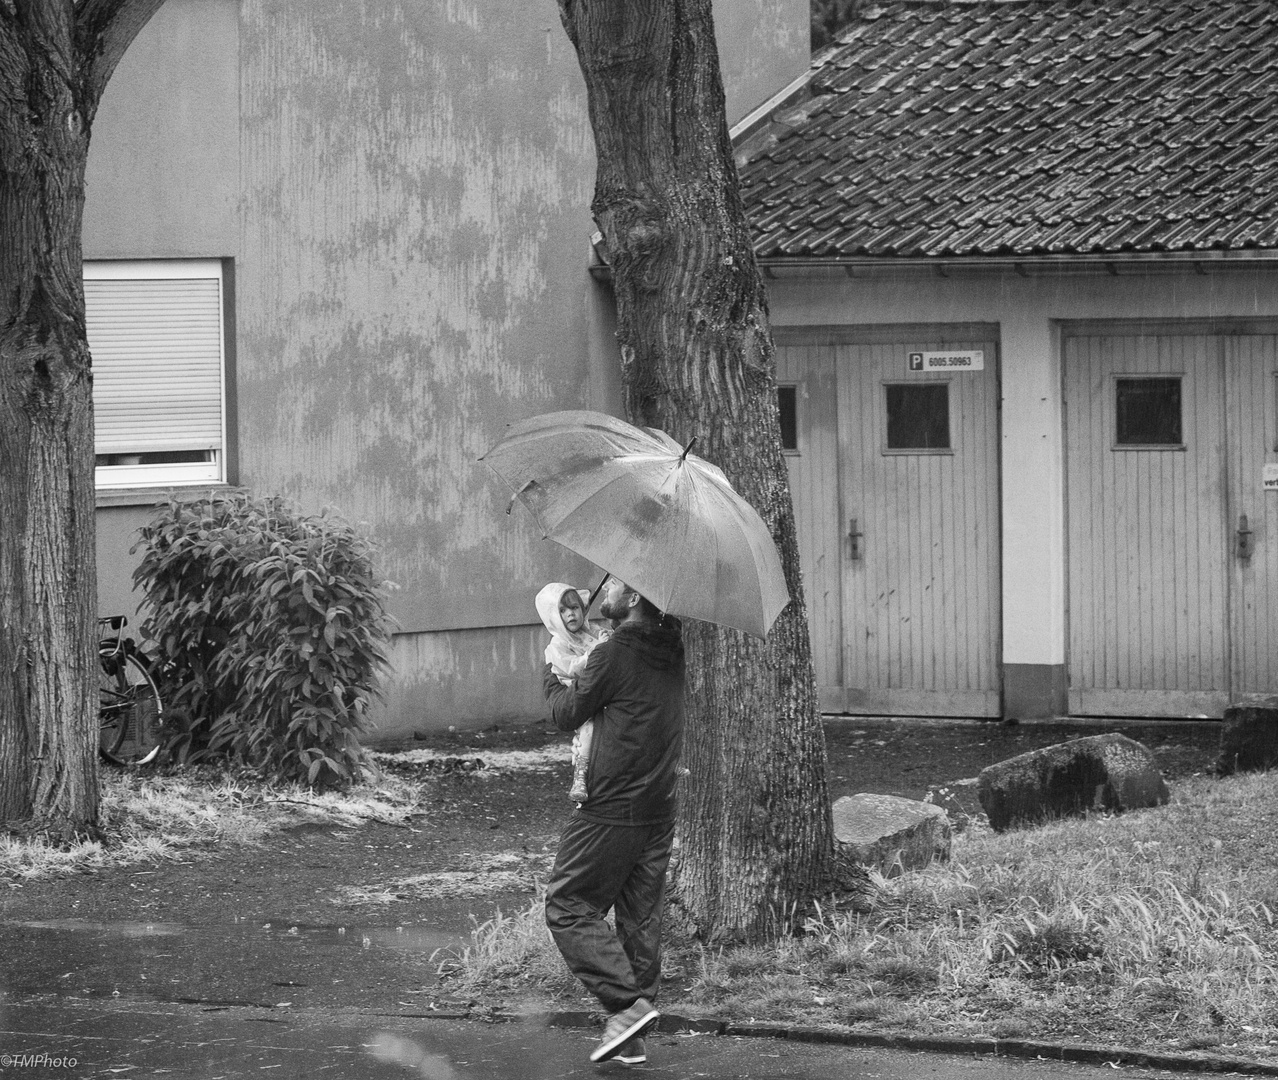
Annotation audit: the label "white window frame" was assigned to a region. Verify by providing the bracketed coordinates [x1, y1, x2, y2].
[85, 260, 228, 489]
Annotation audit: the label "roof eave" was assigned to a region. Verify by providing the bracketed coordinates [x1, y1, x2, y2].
[729, 65, 822, 145]
[757, 250, 1278, 279]
[587, 244, 1278, 284]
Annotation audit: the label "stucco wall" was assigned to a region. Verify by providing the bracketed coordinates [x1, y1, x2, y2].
[374, 624, 550, 743]
[766, 262, 1278, 714]
[83, 0, 810, 731]
[233, 2, 600, 639]
[714, 0, 810, 125]
[83, 0, 239, 260]
[229, 0, 807, 641]
[94, 504, 157, 632]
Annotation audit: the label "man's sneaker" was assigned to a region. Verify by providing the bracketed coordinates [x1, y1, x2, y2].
[590, 998, 659, 1062]
[615, 1036, 646, 1064]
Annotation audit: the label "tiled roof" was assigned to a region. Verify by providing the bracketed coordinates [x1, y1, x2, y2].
[737, 0, 1278, 260]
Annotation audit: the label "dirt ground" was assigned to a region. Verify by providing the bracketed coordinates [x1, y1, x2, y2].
[0, 716, 1223, 963]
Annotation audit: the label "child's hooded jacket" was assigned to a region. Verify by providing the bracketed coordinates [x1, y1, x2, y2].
[535, 581, 609, 681]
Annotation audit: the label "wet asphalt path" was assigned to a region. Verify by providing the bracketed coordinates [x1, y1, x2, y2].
[0, 997, 1204, 1080]
[0, 721, 1233, 1077]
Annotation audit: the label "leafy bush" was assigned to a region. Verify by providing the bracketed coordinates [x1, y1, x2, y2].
[131, 491, 395, 789]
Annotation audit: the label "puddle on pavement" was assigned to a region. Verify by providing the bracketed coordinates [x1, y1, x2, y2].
[18, 919, 185, 937]
[250, 921, 463, 953]
[15, 917, 463, 954]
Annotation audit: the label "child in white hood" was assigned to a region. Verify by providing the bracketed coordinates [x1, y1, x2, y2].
[536, 582, 610, 802]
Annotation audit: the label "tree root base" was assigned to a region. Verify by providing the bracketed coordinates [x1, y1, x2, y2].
[2, 817, 106, 847]
[665, 853, 878, 944]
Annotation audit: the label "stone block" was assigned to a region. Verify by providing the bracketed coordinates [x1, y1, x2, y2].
[832, 793, 951, 875]
[1217, 696, 1278, 776]
[977, 733, 1168, 832]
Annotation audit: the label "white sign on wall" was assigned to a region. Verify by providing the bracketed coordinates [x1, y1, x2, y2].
[1263, 463, 1278, 492]
[908, 350, 985, 372]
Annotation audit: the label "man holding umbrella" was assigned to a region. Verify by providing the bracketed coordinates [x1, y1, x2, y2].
[483, 411, 788, 1060]
[541, 575, 685, 1065]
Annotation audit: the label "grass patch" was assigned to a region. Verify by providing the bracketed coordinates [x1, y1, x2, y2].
[442, 771, 1278, 1063]
[434, 902, 581, 1003]
[1, 742, 556, 884]
[1, 767, 426, 881]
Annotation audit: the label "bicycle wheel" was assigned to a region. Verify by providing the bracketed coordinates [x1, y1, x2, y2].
[99, 649, 163, 765]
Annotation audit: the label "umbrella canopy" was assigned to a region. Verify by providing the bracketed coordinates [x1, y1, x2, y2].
[480, 410, 790, 639]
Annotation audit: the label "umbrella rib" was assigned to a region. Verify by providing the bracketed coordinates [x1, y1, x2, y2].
[531, 465, 665, 534]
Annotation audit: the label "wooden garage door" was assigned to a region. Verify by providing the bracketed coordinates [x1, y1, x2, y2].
[1227, 333, 1278, 696]
[1064, 325, 1278, 716]
[777, 326, 1002, 717]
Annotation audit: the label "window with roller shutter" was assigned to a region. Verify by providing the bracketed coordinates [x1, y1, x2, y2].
[84, 260, 227, 489]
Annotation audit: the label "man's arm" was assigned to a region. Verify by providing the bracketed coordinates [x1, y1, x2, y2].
[543, 644, 612, 732]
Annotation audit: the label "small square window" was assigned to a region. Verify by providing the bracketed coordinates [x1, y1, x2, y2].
[777, 385, 798, 452]
[1115, 377, 1182, 447]
[885, 383, 950, 451]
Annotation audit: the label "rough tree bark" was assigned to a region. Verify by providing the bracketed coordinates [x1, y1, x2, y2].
[0, 0, 166, 834]
[558, 0, 835, 941]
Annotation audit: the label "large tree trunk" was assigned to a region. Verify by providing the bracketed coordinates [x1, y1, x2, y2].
[0, 0, 167, 834]
[558, 0, 833, 941]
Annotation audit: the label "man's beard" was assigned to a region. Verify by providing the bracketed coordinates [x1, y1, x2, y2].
[599, 596, 627, 621]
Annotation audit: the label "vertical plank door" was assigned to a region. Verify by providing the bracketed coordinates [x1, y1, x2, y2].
[776, 341, 844, 702]
[1063, 329, 1230, 716]
[832, 334, 1002, 716]
[1226, 333, 1278, 696]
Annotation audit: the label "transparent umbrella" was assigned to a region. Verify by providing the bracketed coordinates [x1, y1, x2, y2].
[480, 410, 790, 639]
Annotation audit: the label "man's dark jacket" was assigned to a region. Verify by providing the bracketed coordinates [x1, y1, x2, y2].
[543, 619, 685, 826]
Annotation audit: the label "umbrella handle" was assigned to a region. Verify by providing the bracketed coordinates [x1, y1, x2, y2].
[586, 573, 610, 612]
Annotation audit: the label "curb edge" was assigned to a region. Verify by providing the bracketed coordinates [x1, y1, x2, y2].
[528, 1011, 1278, 1075]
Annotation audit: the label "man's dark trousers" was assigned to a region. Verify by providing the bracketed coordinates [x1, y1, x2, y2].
[545, 816, 675, 1012]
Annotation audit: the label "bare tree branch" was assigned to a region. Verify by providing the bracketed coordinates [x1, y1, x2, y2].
[74, 0, 166, 114]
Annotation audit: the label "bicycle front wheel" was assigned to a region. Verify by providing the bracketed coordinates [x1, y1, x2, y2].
[99, 651, 163, 766]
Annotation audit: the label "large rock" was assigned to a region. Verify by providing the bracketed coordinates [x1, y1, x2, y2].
[977, 733, 1168, 832]
[832, 793, 951, 876]
[1217, 696, 1278, 776]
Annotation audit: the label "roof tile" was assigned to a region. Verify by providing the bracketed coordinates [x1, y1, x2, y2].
[740, 0, 1278, 259]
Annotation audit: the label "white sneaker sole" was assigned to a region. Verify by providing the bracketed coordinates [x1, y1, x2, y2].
[590, 1008, 659, 1062]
